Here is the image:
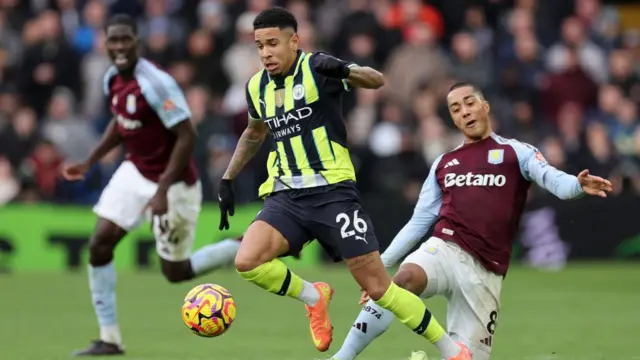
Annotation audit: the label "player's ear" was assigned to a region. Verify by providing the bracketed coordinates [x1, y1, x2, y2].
[483, 100, 490, 113]
[290, 32, 299, 50]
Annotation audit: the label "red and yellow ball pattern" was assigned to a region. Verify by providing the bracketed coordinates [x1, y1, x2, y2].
[182, 284, 236, 337]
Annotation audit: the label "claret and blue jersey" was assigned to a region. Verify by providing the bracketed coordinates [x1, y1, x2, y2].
[382, 133, 585, 275]
[246, 50, 357, 198]
[103, 58, 198, 184]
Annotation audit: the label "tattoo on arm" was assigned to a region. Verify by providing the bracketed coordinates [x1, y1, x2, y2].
[222, 119, 268, 180]
[347, 66, 385, 90]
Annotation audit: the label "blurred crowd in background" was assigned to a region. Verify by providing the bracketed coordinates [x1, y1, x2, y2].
[0, 0, 639, 206]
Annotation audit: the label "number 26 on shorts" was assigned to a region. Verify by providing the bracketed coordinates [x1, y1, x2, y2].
[336, 210, 368, 242]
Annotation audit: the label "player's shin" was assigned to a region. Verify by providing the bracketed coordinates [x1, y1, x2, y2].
[332, 300, 393, 360]
[189, 238, 241, 275]
[237, 258, 320, 306]
[89, 261, 122, 346]
[374, 283, 460, 358]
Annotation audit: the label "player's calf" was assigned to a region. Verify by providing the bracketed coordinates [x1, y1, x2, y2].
[345, 251, 464, 360]
[235, 221, 321, 305]
[74, 219, 128, 356]
[235, 221, 331, 350]
[160, 259, 195, 283]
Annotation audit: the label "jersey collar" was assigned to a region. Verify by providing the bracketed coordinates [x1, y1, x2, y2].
[269, 50, 305, 86]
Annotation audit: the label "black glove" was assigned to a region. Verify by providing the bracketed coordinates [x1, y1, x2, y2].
[218, 179, 235, 230]
[313, 53, 351, 79]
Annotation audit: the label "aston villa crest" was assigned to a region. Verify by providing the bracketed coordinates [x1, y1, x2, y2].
[487, 149, 504, 165]
[126, 94, 136, 114]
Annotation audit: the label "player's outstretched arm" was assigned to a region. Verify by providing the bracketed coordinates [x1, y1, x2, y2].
[516, 142, 613, 199]
[380, 156, 444, 268]
[344, 65, 385, 90]
[62, 119, 122, 181]
[312, 52, 385, 90]
[222, 119, 269, 180]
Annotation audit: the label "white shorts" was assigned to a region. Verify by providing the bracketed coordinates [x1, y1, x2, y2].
[93, 161, 202, 261]
[402, 237, 503, 360]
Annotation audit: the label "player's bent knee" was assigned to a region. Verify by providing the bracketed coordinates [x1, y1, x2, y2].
[88, 234, 119, 266]
[346, 251, 392, 301]
[392, 263, 428, 296]
[234, 221, 289, 273]
[234, 254, 262, 273]
[88, 219, 127, 266]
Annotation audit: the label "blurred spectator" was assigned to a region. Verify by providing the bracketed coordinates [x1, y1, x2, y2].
[138, 0, 186, 45]
[56, 0, 81, 41]
[608, 99, 638, 159]
[575, 0, 621, 51]
[0, 155, 18, 204]
[540, 48, 598, 123]
[222, 11, 262, 115]
[462, 6, 493, 57]
[17, 11, 81, 117]
[546, 16, 607, 83]
[0, 0, 637, 204]
[347, 88, 378, 148]
[0, 107, 40, 168]
[384, 0, 444, 41]
[500, 31, 545, 98]
[608, 49, 640, 102]
[42, 87, 98, 163]
[187, 29, 229, 96]
[81, 29, 111, 128]
[0, 10, 24, 79]
[449, 31, 493, 92]
[21, 140, 64, 200]
[72, 0, 107, 55]
[383, 21, 448, 106]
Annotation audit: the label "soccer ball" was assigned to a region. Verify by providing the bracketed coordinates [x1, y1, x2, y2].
[181, 284, 236, 337]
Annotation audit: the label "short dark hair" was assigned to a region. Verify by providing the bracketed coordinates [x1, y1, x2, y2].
[253, 7, 298, 32]
[448, 81, 484, 99]
[105, 14, 138, 34]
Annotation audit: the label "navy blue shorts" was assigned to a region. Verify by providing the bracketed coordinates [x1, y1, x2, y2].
[255, 181, 380, 261]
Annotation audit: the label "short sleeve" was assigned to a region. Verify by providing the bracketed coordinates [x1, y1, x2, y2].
[137, 65, 192, 129]
[309, 52, 356, 95]
[102, 66, 118, 96]
[246, 81, 260, 120]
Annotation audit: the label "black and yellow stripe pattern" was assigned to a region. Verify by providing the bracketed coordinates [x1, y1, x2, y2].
[246, 51, 356, 198]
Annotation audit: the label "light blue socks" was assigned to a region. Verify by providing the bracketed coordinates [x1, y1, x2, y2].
[189, 239, 241, 275]
[89, 261, 121, 345]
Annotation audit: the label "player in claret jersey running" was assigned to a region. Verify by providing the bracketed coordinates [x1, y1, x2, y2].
[329, 82, 613, 360]
[62, 14, 241, 356]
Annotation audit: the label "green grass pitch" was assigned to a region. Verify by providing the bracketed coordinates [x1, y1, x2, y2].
[1, 263, 638, 360]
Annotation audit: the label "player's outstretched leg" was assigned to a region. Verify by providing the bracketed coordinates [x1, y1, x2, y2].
[157, 237, 242, 283]
[73, 219, 127, 357]
[345, 252, 470, 360]
[190, 237, 242, 275]
[332, 263, 450, 360]
[235, 221, 333, 351]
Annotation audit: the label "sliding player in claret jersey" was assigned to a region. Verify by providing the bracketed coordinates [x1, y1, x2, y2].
[62, 14, 241, 356]
[216, 7, 471, 360]
[330, 82, 612, 360]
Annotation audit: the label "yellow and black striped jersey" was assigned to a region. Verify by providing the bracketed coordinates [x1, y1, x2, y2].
[246, 50, 357, 198]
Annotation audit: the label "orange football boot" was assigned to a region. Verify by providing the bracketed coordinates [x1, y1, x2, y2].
[449, 342, 472, 360]
[305, 282, 334, 352]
